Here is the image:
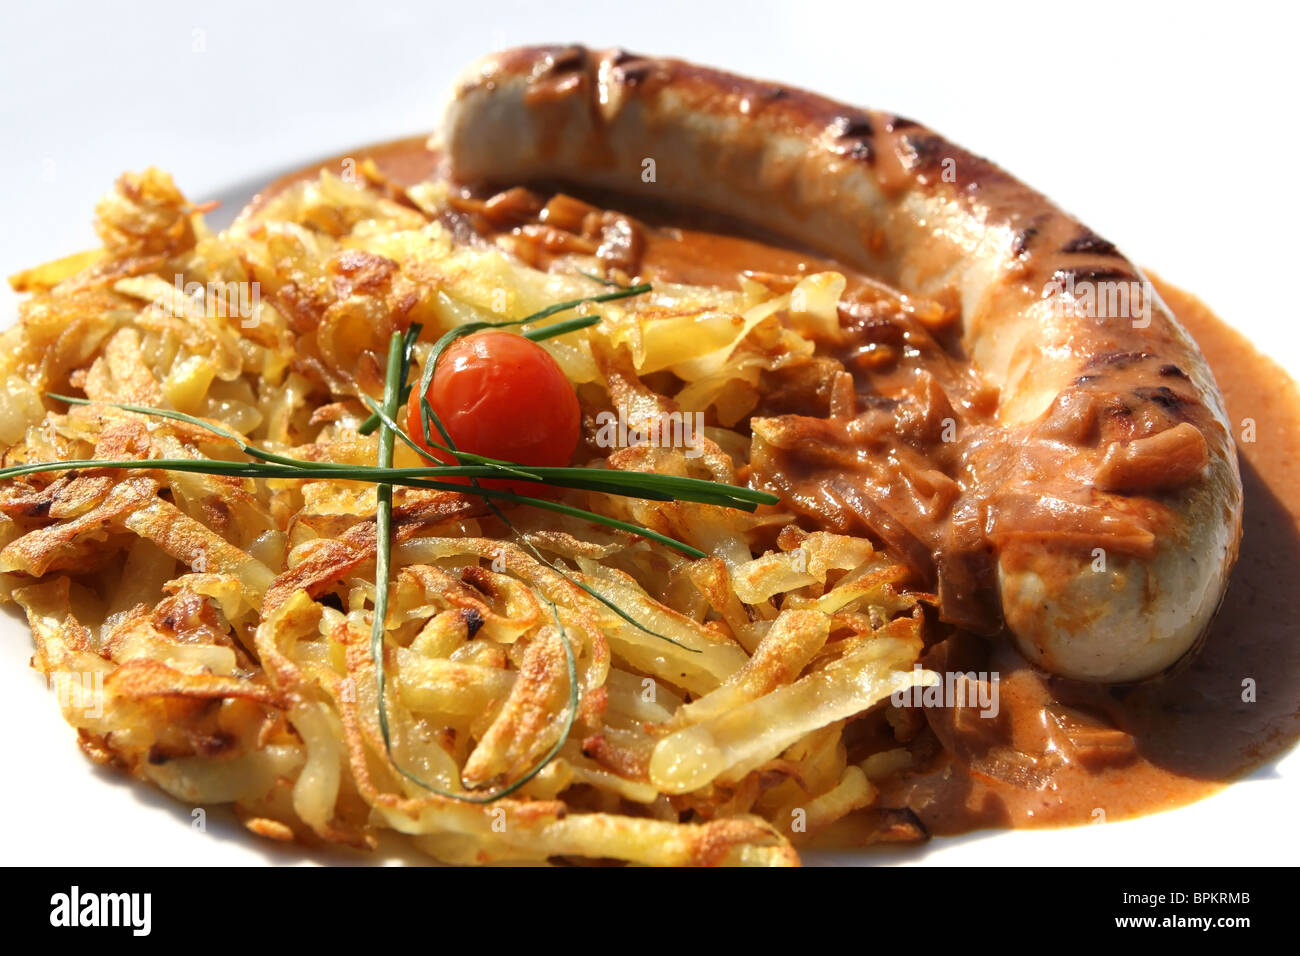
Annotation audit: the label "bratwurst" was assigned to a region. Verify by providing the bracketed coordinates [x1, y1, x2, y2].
[438, 45, 1243, 683]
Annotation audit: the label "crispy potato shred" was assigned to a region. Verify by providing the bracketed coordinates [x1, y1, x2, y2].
[1, 168, 936, 866]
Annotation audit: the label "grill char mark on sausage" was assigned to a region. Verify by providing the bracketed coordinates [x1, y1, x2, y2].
[1012, 225, 1039, 257]
[1061, 230, 1119, 256]
[1053, 265, 1138, 284]
[828, 113, 875, 163]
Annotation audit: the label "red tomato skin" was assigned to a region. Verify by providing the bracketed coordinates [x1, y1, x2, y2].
[405, 331, 581, 494]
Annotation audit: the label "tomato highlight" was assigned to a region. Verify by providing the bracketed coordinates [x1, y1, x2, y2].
[406, 330, 581, 493]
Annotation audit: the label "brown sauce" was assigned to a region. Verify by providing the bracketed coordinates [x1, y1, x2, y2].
[880, 281, 1300, 832]
[244, 137, 1300, 834]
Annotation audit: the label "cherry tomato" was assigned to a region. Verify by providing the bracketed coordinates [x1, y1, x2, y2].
[406, 330, 581, 494]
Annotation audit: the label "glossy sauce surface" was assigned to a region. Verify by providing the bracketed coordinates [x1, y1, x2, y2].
[247, 138, 1300, 833]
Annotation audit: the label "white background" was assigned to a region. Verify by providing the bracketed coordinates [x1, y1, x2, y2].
[0, 0, 1296, 866]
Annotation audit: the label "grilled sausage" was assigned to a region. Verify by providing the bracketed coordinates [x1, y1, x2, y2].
[437, 45, 1243, 683]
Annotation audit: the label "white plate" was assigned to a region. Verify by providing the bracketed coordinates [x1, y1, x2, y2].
[2, 0, 1296, 866]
